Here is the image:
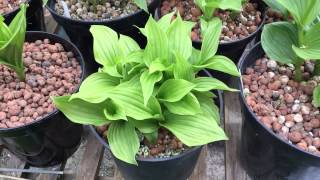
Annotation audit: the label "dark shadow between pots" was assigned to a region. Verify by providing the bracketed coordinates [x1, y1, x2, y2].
[0, 32, 85, 167]
[3, 0, 45, 31]
[89, 71, 224, 180]
[238, 43, 320, 179]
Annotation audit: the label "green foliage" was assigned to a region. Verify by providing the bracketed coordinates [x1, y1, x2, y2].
[0, 4, 27, 81]
[53, 14, 239, 165]
[262, 0, 320, 82]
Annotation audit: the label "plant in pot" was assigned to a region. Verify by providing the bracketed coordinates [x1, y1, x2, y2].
[46, 0, 161, 74]
[1, 0, 45, 30]
[239, 0, 320, 178]
[0, 4, 85, 167]
[159, 0, 265, 62]
[53, 12, 240, 180]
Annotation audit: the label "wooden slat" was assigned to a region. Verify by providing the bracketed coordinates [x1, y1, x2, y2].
[224, 82, 248, 180]
[23, 163, 65, 180]
[0, 149, 27, 177]
[189, 146, 208, 180]
[74, 132, 104, 180]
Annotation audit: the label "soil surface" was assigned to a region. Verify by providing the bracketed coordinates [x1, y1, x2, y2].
[96, 126, 188, 158]
[0, 39, 82, 128]
[160, 0, 262, 42]
[0, 0, 25, 15]
[265, 8, 284, 23]
[54, 0, 147, 21]
[243, 57, 320, 155]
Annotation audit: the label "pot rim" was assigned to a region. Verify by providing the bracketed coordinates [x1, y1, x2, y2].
[45, 0, 157, 25]
[238, 42, 320, 160]
[194, 2, 266, 46]
[89, 70, 224, 163]
[0, 31, 86, 132]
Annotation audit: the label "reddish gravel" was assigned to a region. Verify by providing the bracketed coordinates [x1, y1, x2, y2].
[0, 39, 82, 128]
[0, 0, 25, 15]
[160, 0, 262, 42]
[243, 57, 320, 155]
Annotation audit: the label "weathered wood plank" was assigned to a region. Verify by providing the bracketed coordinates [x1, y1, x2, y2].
[0, 149, 27, 177]
[189, 146, 208, 180]
[23, 163, 65, 180]
[224, 84, 248, 180]
[74, 132, 104, 180]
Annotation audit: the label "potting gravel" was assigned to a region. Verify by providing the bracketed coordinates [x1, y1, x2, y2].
[243, 57, 320, 155]
[54, 0, 148, 21]
[0, 0, 25, 15]
[0, 39, 82, 128]
[160, 0, 262, 42]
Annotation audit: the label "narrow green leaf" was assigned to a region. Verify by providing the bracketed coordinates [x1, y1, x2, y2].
[194, 91, 220, 124]
[163, 93, 201, 115]
[157, 79, 196, 102]
[149, 58, 171, 73]
[140, 70, 163, 105]
[130, 118, 159, 134]
[313, 86, 320, 107]
[200, 18, 222, 64]
[119, 35, 140, 56]
[108, 121, 140, 165]
[133, 0, 148, 12]
[160, 112, 228, 146]
[261, 22, 299, 64]
[173, 52, 194, 81]
[52, 96, 110, 126]
[193, 77, 238, 92]
[157, 12, 175, 33]
[90, 25, 122, 66]
[194, 55, 240, 76]
[70, 72, 119, 103]
[144, 131, 158, 144]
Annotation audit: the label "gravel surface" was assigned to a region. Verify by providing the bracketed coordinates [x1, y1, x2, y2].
[0, 0, 25, 15]
[243, 57, 320, 155]
[160, 0, 262, 42]
[0, 39, 82, 128]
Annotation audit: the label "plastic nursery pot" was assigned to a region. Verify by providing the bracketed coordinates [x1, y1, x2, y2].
[46, 0, 161, 74]
[238, 43, 320, 179]
[90, 75, 224, 180]
[0, 31, 85, 167]
[3, 0, 46, 31]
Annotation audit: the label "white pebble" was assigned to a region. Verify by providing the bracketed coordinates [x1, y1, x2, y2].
[294, 100, 300, 104]
[292, 104, 301, 113]
[285, 121, 295, 128]
[281, 126, 289, 133]
[268, 72, 275, 79]
[308, 146, 318, 152]
[301, 105, 310, 115]
[293, 114, 303, 123]
[278, 116, 285, 124]
[267, 60, 277, 70]
[279, 75, 289, 85]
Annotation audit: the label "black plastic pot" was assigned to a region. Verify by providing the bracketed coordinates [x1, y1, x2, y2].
[238, 43, 320, 179]
[0, 31, 85, 167]
[90, 72, 224, 180]
[3, 0, 45, 31]
[47, 0, 160, 74]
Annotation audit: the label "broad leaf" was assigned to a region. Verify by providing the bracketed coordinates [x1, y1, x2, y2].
[163, 93, 201, 115]
[144, 16, 169, 66]
[292, 23, 320, 60]
[313, 86, 320, 107]
[277, 0, 320, 27]
[144, 131, 158, 144]
[130, 118, 159, 134]
[158, 12, 175, 33]
[199, 18, 222, 64]
[140, 70, 163, 105]
[193, 77, 238, 92]
[207, 0, 242, 11]
[90, 25, 122, 66]
[195, 91, 220, 124]
[167, 14, 193, 60]
[157, 79, 195, 102]
[119, 35, 140, 56]
[149, 58, 171, 73]
[52, 96, 110, 126]
[133, 0, 148, 12]
[104, 99, 127, 120]
[173, 52, 194, 81]
[160, 112, 228, 146]
[108, 121, 140, 165]
[194, 55, 240, 76]
[262, 22, 299, 64]
[70, 72, 119, 103]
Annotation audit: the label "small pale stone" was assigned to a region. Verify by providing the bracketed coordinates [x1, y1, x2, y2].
[268, 72, 275, 79]
[285, 121, 295, 128]
[308, 146, 318, 152]
[278, 116, 285, 124]
[301, 105, 310, 115]
[292, 104, 301, 113]
[293, 114, 303, 123]
[267, 60, 277, 70]
[282, 126, 289, 133]
[279, 75, 289, 85]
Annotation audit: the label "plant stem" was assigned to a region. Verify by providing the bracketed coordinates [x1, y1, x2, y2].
[294, 62, 303, 82]
[14, 68, 25, 82]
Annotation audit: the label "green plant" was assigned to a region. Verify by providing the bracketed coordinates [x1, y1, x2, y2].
[53, 13, 240, 165]
[0, 4, 27, 81]
[261, 0, 320, 82]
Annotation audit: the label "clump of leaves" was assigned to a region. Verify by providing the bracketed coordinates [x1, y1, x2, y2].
[0, 4, 27, 81]
[261, 0, 320, 106]
[53, 13, 240, 165]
